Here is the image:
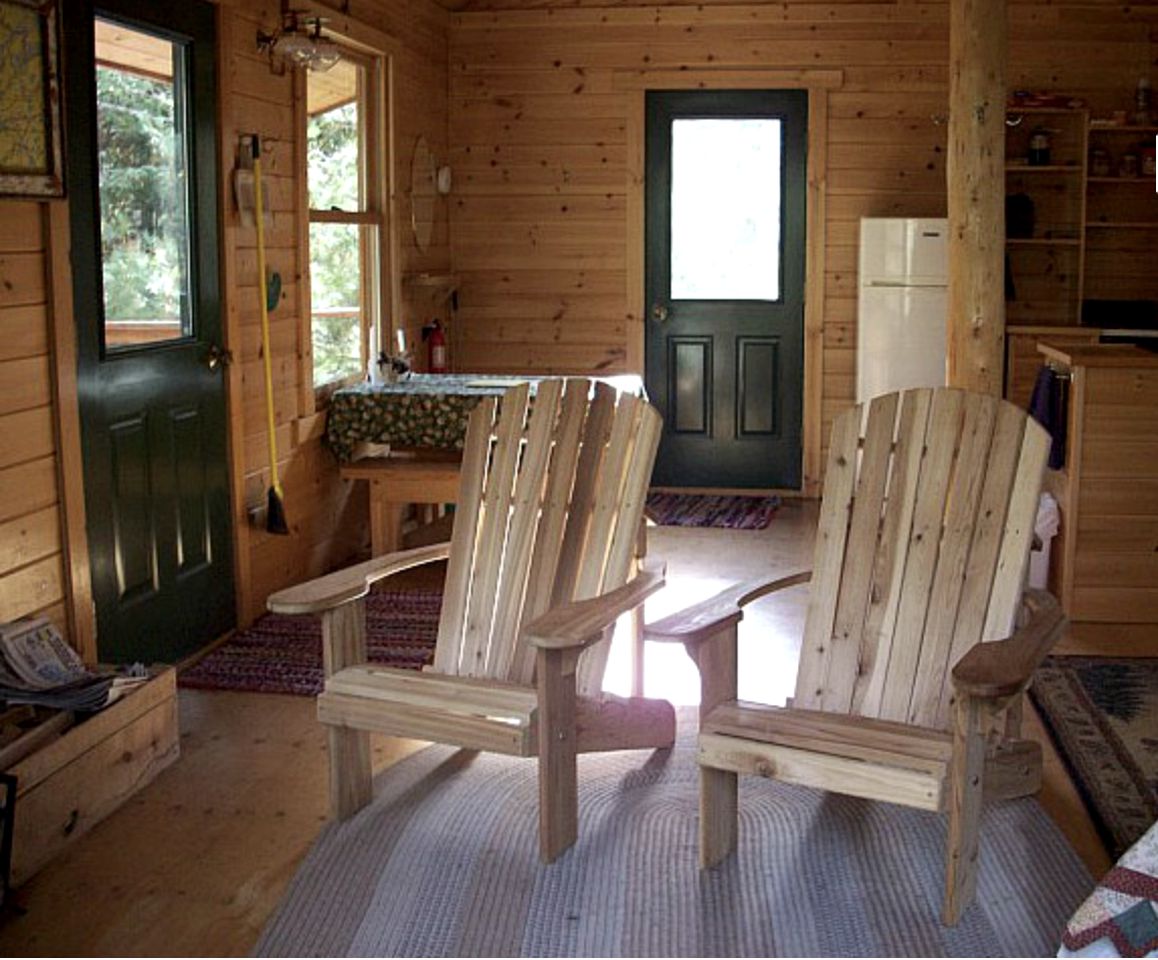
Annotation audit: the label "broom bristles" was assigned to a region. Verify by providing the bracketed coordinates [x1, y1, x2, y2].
[266, 486, 289, 536]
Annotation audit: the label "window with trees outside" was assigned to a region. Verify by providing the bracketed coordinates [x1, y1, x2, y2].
[306, 53, 382, 390]
[94, 19, 194, 349]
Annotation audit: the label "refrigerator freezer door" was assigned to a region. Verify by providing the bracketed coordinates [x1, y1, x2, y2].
[859, 217, 949, 285]
[856, 285, 948, 403]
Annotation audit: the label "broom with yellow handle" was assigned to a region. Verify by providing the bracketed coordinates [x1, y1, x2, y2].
[252, 134, 289, 534]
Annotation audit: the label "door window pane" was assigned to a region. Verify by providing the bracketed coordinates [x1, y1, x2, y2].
[310, 222, 363, 385]
[670, 118, 782, 301]
[95, 20, 192, 348]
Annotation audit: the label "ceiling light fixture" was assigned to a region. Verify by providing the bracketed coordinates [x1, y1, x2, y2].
[257, 11, 341, 73]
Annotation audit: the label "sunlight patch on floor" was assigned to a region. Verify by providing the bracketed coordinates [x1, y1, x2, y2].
[602, 509, 816, 707]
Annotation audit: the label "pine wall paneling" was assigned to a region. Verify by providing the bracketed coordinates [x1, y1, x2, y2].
[219, 0, 451, 624]
[0, 201, 85, 651]
[446, 1, 1157, 482]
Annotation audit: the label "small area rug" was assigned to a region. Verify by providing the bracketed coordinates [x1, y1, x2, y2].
[1030, 656, 1158, 858]
[256, 719, 1090, 957]
[179, 588, 441, 697]
[645, 492, 780, 529]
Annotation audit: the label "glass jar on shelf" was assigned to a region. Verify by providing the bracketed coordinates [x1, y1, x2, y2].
[1090, 148, 1112, 177]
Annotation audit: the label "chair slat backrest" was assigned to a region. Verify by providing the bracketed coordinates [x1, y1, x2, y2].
[433, 379, 661, 691]
[793, 387, 1050, 731]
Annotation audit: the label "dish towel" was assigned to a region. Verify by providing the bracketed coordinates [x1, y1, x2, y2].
[1028, 365, 1067, 470]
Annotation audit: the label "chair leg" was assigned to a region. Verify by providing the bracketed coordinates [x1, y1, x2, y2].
[691, 622, 740, 868]
[328, 726, 372, 820]
[537, 646, 579, 863]
[321, 600, 371, 820]
[700, 766, 738, 867]
[944, 694, 987, 925]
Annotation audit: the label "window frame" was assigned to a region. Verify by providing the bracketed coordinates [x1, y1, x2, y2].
[294, 17, 396, 411]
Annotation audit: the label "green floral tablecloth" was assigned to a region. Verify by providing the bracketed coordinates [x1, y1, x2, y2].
[326, 374, 645, 463]
[326, 375, 518, 462]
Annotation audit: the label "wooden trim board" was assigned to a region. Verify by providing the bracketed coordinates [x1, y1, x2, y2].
[44, 202, 96, 661]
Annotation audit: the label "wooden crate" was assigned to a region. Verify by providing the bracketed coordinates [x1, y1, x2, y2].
[5, 668, 179, 886]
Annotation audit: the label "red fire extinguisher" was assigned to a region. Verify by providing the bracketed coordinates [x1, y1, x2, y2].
[426, 318, 447, 374]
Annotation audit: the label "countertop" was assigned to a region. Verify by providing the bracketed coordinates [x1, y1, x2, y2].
[1037, 341, 1158, 368]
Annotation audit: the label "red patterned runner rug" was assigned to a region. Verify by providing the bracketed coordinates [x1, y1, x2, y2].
[645, 492, 780, 530]
[179, 588, 441, 697]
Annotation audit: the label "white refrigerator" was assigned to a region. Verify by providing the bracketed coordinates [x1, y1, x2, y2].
[856, 217, 948, 404]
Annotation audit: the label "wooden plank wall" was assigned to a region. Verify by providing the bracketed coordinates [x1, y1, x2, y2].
[447, 0, 1156, 468]
[220, 0, 451, 623]
[0, 203, 70, 639]
[0, 0, 449, 641]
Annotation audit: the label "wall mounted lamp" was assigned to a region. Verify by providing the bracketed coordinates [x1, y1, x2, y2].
[257, 11, 341, 72]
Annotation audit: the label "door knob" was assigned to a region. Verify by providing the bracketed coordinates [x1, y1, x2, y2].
[206, 343, 233, 370]
[651, 303, 669, 323]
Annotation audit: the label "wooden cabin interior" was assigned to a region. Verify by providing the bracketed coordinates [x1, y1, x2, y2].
[0, 0, 1156, 953]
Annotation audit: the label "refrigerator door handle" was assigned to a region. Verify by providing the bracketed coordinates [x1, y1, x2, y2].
[865, 279, 947, 289]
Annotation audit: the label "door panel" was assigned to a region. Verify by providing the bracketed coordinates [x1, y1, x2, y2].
[108, 413, 157, 605]
[66, 0, 234, 663]
[671, 337, 712, 435]
[737, 337, 780, 437]
[646, 89, 807, 490]
[169, 405, 211, 577]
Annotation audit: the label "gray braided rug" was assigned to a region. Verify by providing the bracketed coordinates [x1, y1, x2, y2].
[255, 718, 1092, 957]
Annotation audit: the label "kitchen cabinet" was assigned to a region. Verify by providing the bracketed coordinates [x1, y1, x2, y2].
[1036, 341, 1158, 624]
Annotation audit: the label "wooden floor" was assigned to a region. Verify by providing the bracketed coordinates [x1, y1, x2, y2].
[0, 501, 1144, 955]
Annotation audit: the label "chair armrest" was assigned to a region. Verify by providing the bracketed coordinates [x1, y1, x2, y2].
[644, 570, 812, 646]
[951, 589, 1066, 700]
[267, 541, 452, 615]
[525, 562, 666, 651]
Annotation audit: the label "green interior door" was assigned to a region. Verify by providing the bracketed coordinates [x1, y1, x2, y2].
[65, 0, 234, 663]
[645, 89, 807, 490]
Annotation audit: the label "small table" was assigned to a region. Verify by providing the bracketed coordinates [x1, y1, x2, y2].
[326, 373, 645, 464]
[326, 373, 646, 556]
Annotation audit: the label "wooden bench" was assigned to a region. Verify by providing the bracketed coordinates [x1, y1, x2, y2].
[340, 450, 462, 556]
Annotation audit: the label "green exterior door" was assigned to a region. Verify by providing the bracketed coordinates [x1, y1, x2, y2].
[65, 0, 234, 663]
[645, 89, 807, 490]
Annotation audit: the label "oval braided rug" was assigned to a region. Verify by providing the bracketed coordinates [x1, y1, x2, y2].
[256, 719, 1092, 957]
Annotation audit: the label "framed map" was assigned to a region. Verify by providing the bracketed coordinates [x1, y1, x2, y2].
[0, 0, 64, 197]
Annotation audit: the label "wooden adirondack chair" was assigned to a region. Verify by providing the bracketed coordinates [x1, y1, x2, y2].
[647, 388, 1066, 925]
[267, 379, 676, 862]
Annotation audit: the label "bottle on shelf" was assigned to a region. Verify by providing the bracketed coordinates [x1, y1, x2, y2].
[1028, 127, 1052, 166]
[1133, 77, 1152, 126]
[1090, 148, 1111, 177]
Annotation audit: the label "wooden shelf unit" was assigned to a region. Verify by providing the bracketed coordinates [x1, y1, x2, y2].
[1004, 108, 1089, 330]
[1003, 107, 1158, 403]
[1083, 121, 1158, 309]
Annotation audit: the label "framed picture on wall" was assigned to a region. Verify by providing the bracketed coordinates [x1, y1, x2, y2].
[0, 0, 65, 198]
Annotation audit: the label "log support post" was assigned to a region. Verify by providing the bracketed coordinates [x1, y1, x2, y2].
[947, 0, 1007, 395]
